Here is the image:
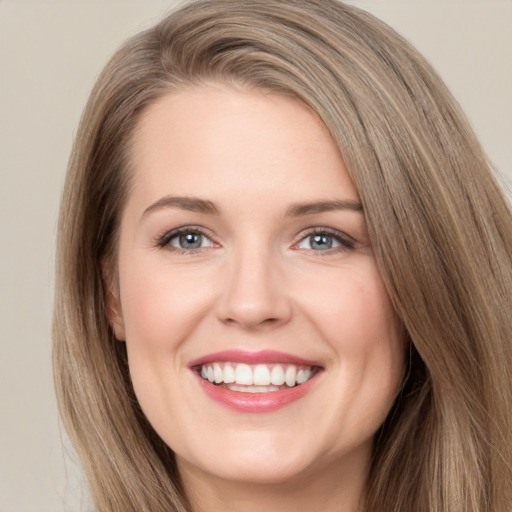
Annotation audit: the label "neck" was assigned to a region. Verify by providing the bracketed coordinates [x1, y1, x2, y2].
[178, 450, 369, 512]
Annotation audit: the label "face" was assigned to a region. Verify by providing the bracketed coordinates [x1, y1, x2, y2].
[109, 84, 405, 491]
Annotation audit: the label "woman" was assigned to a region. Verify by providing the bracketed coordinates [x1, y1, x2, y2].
[53, 0, 512, 511]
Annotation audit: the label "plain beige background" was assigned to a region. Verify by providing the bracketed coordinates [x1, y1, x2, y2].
[1, 1, 510, 510]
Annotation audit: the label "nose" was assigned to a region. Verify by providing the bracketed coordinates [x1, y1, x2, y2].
[216, 246, 293, 331]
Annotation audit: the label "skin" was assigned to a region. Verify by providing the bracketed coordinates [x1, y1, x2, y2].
[107, 84, 405, 512]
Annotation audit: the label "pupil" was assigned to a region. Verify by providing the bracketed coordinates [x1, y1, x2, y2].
[311, 234, 332, 250]
[180, 232, 202, 248]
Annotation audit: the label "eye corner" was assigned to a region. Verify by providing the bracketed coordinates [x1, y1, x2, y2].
[293, 227, 356, 254]
[154, 225, 220, 253]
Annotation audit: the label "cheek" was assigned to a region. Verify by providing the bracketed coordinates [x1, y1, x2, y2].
[116, 248, 228, 415]
[118, 254, 216, 353]
[329, 271, 405, 392]
[297, 261, 402, 354]
[117, 258, 213, 433]
[295, 261, 405, 427]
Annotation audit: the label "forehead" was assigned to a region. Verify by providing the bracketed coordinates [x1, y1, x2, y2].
[127, 84, 359, 212]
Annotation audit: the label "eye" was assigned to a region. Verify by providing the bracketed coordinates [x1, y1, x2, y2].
[171, 231, 209, 249]
[295, 229, 354, 252]
[298, 233, 339, 251]
[157, 227, 216, 252]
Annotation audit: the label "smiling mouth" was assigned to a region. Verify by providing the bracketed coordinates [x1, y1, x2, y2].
[195, 362, 319, 393]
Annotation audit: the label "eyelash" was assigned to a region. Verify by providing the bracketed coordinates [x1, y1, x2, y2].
[293, 227, 356, 254]
[155, 226, 216, 254]
[155, 226, 355, 255]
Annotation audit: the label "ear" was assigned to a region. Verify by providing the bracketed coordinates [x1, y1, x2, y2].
[101, 260, 126, 341]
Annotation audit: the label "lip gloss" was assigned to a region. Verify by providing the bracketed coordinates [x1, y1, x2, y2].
[189, 349, 320, 368]
[195, 371, 319, 412]
[190, 349, 322, 413]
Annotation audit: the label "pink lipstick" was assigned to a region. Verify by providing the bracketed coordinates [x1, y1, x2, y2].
[190, 350, 322, 413]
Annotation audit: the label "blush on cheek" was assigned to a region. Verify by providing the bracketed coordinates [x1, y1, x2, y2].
[313, 288, 396, 354]
[121, 269, 199, 348]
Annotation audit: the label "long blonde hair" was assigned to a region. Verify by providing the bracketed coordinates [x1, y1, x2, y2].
[53, 1, 512, 510]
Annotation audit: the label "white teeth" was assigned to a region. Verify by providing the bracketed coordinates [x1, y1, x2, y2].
[213, 363, 223, 384]
[270, 365, 285, 386]
[198, 361, 316, 389]
[253, 364, 271, 386]
[297, 368, 312, 384]
[223, 364, 235, 384]
[285, 366, 296, 387]
[235, 363, 253, 385]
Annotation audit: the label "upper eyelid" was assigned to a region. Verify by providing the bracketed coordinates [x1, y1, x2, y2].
[156, 225, 217, 247]
[292, 228, 357, 254]
[294, 226, 355, 243]
[155, 225, 355, 248]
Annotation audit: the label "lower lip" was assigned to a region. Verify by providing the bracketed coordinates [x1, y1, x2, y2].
[195, 372, 320, 413]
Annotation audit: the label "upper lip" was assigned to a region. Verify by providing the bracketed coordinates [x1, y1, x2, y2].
[189, 349, 322, 368]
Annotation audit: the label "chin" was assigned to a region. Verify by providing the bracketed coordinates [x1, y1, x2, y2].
[175, 429, 319, 485]
[195, 452, 313, 486]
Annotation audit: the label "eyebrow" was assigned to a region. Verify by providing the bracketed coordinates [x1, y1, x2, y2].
[141, 196, 221, 219]
[285, 199, 363, 217]
[141, 196, 363, 221]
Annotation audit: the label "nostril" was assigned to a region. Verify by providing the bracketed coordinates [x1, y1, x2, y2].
[222, 314, 283, 329]
[215, 260, 293, 328]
